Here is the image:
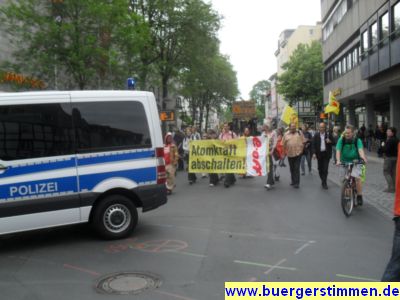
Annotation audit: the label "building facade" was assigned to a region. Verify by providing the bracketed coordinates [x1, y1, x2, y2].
[267, 24, 322, 126]
[322, 0, 400, 130]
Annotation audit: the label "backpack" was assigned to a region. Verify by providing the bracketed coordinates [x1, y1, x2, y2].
[341, 137, 360, 159]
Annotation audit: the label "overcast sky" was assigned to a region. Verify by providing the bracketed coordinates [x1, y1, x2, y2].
[208, 0, 321, 99]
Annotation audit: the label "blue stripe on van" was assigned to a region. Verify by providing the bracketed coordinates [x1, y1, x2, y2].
[79, 167, 157, 191]
[77, 150, 154, 166]
[0, 176, 78, 200]
[0, 150, 154, 179]
[0, 158, 76, 179]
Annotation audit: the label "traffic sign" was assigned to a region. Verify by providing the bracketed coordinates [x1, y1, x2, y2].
[160, 111, 175, 121]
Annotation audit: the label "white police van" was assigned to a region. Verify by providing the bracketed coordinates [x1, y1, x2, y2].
[0, 91, 167, 239]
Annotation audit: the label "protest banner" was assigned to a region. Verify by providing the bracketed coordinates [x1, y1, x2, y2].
[189, 139, 247, 174]
[188, 137, 268, 175]
[246, 135, 268, 177]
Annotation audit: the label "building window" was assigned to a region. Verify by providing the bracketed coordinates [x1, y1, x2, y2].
[322, 0, 348, 41]
[394, 1, 400, 33]
[338, 60, 342, 75]
[380, 12, 389, 43]
[309, 29, 314, 35]
[342, 57, 347, 73]
[362, 30, 369, 56]
[370, 22, 378, 47]
[353, 47, 359, 65]
[347, 52, 352, 70]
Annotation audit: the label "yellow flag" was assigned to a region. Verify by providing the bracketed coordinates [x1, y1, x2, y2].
[326, 91, 340, 115]
[281, 105, 298, 126]
[324, 104, 340, 115]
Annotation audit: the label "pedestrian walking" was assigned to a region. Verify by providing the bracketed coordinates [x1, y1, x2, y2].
[182, 127, 191, 169]
[382, 127, 399, 193]
[331, 126, 340, 164]
[366, 124, 374, 152]
[283, 123, 305, 189]
[173, 128, 185, 171]
[188, 126, 201, 184]
[312, 122, 333, 189]
[219, 123, 237, 188]
[164, 132, 179, 195]
[273, 128, 285, 181]
[208, 129, 220, 187]
[263, 124, 277, 190]
[377, 125, 387, 157]
[382, 146, 400, 281]
[300, 124, 312, 175]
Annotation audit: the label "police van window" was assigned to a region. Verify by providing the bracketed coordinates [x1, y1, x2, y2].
[72, 101, 152, 151]
[0, 104, 74, 161]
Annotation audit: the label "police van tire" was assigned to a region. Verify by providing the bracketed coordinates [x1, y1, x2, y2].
[92, 195, 138, 239]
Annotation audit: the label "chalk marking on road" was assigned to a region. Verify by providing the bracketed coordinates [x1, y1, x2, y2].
[336, 274, 379, 282]
[63, 264, 100, 277]
[220, 231, 256, 237]
[234, 260, 296, 271]
[267, 235, 312, 243]
[166, 250, 207, 258]
[294, 241, 315, 255]
[155, 290, 196, 300]
[264, 259, 288, 275]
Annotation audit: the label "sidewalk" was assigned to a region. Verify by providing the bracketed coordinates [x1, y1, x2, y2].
[319, 151, 394, 218]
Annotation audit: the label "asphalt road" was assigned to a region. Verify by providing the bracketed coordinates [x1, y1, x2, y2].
[0, 167, 394, 300]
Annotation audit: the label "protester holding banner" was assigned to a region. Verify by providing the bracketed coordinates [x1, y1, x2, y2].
[283, 123, 305, 189]
[263, 124, 277, 190]
[219, 123, 238, 187]
[240, 127, 252, 178]
[207, 129, 220, 187]
[164, 132, 179, 195]
[182, 128, 191, 169]
[188, 126, 201, 184]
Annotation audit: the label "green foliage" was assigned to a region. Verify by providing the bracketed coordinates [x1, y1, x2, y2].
[249, 79, 270, 123]
[0, 0, 239, 112]
[249, 80, 270, 106]
[277, 41, 323, 107]
[0, 0, 137, 90]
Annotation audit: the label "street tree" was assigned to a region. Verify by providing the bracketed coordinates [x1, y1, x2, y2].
[277, 41, 324, 109]
[0, 0, 138, 90]
[249, 80, 271, 122]
[130, 0, 221, 100]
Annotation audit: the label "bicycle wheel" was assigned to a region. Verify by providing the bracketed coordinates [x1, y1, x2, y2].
[341, 181, 354, 217]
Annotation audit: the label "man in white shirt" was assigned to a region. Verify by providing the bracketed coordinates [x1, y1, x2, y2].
[312, 122, 333, 189]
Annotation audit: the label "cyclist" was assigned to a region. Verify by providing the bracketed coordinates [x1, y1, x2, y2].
[336, 125, 368, 205]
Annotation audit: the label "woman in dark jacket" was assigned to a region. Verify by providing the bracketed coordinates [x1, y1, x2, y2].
[382, 127, 399, 193]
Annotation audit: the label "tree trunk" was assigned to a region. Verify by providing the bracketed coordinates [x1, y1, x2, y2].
[162, 75, 168, 99]
[205, 104, 210, 132]
[139, 67, 148, 90]
[191, 99, 196, 126]
[199, 100, 204, 134]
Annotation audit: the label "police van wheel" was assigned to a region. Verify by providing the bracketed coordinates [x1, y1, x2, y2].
[92, 195, 138, 239]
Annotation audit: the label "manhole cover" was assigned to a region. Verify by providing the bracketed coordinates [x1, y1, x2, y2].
[95, 272, 162, 295]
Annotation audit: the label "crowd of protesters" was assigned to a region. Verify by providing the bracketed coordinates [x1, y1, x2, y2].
[164, 122, 398, 200]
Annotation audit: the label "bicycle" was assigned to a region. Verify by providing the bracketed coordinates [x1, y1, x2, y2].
[339, 160, 365, 217]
